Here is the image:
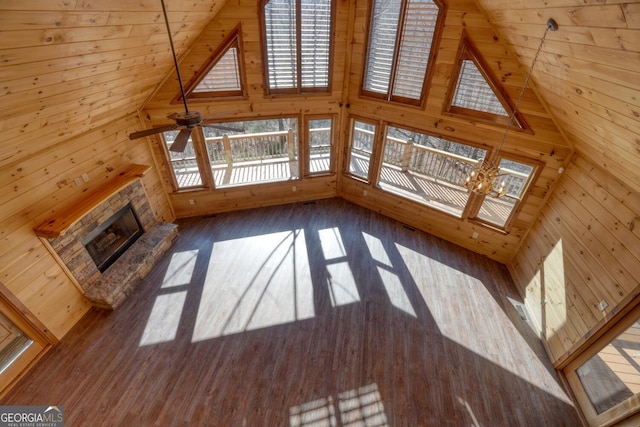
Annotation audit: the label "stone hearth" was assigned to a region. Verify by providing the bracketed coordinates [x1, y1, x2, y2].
[37, 166, 178, 310]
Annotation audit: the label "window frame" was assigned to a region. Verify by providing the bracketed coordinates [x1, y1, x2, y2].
[564, 302, 640, 427]
[444, 35, 529, 130]
[159, 130, 211, 192]
[260, 0, 335, 96]
[466, 153, 541, 232]
[360, 0, 445, 107]
[178, 25, 247, 102]
[345, 116, 381, 184]
[304, 114, 337, 177]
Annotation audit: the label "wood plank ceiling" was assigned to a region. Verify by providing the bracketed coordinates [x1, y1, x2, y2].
[474, 0, 640, 196]
[0, 0, 223, 169]
[1, 0, 637, 193]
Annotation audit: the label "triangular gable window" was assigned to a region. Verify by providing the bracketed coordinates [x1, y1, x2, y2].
[446, 37, 527, 129]
[183, 28, 245, 101]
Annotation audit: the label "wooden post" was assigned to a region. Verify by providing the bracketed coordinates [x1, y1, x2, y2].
[401, 138, 414, 172]
[223, 134, 233, 167]
[287, 129, 296, 161]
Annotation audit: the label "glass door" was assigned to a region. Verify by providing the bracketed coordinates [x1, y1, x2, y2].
[565, 304, 640, 426]
[0, 287, 50, 397]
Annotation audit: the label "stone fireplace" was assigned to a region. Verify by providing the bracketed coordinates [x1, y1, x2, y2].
[35, 165, 178, 310]
[81, 203, 144, 273]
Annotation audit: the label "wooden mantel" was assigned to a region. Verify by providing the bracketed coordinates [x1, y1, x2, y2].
[34, 164, 151, 239]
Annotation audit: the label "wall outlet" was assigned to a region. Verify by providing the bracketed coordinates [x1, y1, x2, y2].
[292, 186, 297, 192]
[188, 199, 195, 205]
[472, 232, 479, 239]
[74, 177, 82, 186]
[363, 190, 368, 196]
[82, 173, 90, 182]
[598, 300, 608, 312]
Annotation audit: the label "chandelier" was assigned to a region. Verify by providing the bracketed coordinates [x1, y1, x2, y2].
[463, 18, 558, 198]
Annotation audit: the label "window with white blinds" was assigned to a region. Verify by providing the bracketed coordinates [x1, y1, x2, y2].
[452, 60, 508, 116]
[446, 38, 527, 129]
[192, 47, 242, 93]
[263, 0, 332, 94]
[363, 0, 441, 105]
[185, 30, 245, 100]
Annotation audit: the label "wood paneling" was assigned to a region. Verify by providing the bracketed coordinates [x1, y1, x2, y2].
[2, 199, 580, 425]
[338, 0, 571, 263]
[475, 0, 640, 197]
[508, 155, 640, 366]
[0, 0, 216, 386]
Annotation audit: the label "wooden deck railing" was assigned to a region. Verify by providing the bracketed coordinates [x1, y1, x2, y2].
[382, 135, 529, 197]
[205, 129, 296, 166]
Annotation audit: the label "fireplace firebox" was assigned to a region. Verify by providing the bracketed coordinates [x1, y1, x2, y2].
[81, 204, 144, 272]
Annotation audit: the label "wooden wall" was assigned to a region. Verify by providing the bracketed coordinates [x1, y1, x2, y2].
[142, 0, 352, 216]
[142, 0, 572, 264]
[338, 0, 572, 263]
[0, 1, 201, 387]
[0, 115, 173, 340]
[475, 0, 640, 197]
[508, 155, 640, 366]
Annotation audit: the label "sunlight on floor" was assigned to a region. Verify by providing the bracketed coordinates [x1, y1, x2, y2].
[161, 250, 199, 288]
[319, 228, 361, 307]
[394, 242, 573, 404]
[139, 291, 187, 346]
[140, 250, 199, 346]
[290, 384, 388, 427]
[363, 232, 416, 317]
[192, 230, 315, 342]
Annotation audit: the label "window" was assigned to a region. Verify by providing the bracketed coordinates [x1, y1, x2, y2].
[262, 0, 333, 94]
[362, 0, 442, 105]
[347, 119, 377, 181]
[182, 28, 245, 101]
[162, 131, 204, 190]
[471, 157, 537, 229]
[565, 304, 640, 426]
[203, 118, 299, 187]
[445, 38, 527, 128]
[378, 125, 487, 217]
[305, 117, 334, 176]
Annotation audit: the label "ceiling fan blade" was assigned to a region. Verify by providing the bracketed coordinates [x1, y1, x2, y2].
[129, 124, 178, 140]
[169, 128, 193, 152]
[201, 124, 245, 133]
[201, 112, 231, 122]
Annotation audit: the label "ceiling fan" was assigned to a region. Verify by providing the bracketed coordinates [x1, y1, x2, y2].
[129, 0, 238, 152]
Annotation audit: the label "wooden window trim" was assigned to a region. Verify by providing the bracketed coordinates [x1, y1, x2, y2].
[159, 130, 210, 192]
[444, 35, 530, 131]
[466, 152, 542, 232]
[360, 0, 446, 108]
[176, 25, 247, 103]
[259, 0, 335, 96]
[345, 116, 381, 184]
[304, 114, 337, 178]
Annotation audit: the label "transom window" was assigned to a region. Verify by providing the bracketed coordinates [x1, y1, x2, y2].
[362, 0, 442, 105]
[183, 28, 246, 101]
[445, 38, 527, 129]
[262, 0, 333, 94]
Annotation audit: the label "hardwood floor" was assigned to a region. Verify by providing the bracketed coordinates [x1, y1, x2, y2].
[3, 198, 580, 426]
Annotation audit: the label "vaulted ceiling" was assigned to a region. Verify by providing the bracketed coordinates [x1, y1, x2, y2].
[1, 0, 638, 192]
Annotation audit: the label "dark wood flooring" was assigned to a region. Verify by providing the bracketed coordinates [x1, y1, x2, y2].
[3, 198, 581, 426]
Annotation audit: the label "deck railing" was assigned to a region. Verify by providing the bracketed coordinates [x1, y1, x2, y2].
[382, 135, 529, 196]
[205, 129, 296, 166]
